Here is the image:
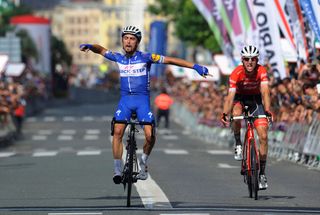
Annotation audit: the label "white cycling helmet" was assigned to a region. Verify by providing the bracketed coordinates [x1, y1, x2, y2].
[121, 25, 142, 42]
[240, 45, 259, 58]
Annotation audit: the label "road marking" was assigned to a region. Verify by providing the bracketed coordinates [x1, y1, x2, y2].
[160, 214, 210, 215]
[157, 129, 172, 135]
[61, 130, 76, 135]
[32, 135, 47, 141]
[182, 130, 191, 135]
[63, 116, 75, 121]
[101, 115, 113, 121]
[86, 129, 100, 134]
[136, 134, 145, 140]
[33, 151, 58, 157]
[38, 130, 53, 135]
[84, 135, 99, 140]
[122, 146, 172, 209]
[48, 213, 102, 215]
[26, 117, 37, 122]
[58, 135, 73, 141]
[207, 150, 232, 155]
[218, 163, 238, 168]
[77, 150, 101, 156]
[44, 117, 56, 122]
[162, 135, 179, 140]
[164, 149, 189, 155]
[82, 116, 94, 121]
[0, 152, 16, 157]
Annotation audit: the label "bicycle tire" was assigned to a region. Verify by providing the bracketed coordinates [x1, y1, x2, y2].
[250, 139, 259, 200]
[126, 128, 135, 207]
[244, 138, 253, 198]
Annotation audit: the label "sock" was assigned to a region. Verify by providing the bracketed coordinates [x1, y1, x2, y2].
[141, 153, 148, 164]
[234, 132, 241, 145]
[114, 159, 122, 175]
[260, 160, 266, 175]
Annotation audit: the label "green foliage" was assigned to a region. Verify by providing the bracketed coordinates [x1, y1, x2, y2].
[51, 35, 73, 68]
[0, 3, 32, 36]
[148, 0, 220, 53]
[16, 29, 38, 62]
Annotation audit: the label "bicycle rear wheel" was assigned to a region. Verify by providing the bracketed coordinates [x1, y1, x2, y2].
[250, 140, 259, 200]
[126, 130, 135, 207]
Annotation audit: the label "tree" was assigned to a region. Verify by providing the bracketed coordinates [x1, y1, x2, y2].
[15, 29, 38, 63]
[148, 0, 221, 53]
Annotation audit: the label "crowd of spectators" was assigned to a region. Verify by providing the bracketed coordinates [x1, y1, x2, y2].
[167, 52, 320, 130]
[0, 66, 49, 139]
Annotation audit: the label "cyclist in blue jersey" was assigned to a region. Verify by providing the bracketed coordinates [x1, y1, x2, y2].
[80, 25, 209, 184]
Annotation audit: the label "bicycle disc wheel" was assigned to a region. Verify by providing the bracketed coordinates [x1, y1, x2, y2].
[126, 130, 135, 207]
[250, 140, 259, 200]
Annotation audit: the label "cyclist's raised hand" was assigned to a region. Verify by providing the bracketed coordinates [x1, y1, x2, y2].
[79, 44, 93, 52]
[193, 64, 209, 77]
[220, 113, 229, 127]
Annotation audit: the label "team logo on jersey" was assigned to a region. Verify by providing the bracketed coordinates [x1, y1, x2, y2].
[151, 54, 161, 62]
[116, 110, 121, 116]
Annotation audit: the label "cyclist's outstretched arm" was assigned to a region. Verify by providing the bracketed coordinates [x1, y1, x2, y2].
[163, 56, 209, 77]
[79, 44, 108, 56]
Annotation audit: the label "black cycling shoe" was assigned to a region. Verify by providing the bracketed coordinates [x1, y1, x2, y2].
[113, 175, 122, 184]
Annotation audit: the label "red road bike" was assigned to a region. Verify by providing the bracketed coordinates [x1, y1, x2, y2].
[230, 106, 270, 200]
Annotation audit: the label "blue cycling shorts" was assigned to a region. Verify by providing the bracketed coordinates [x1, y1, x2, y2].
[114, 95, 154, 123]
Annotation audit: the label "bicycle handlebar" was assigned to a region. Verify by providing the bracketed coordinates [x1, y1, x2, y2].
[230, 115, 268, 121]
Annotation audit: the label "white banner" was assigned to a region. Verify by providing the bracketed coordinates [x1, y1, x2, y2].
[252, 0, 287, 80]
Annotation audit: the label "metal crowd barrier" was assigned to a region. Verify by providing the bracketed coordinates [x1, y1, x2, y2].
[172, 102, 320, 170]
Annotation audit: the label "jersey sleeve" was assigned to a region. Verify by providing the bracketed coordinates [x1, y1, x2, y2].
[228, 67, 240, 92]
[259, 66, 269, 85]
[103, 50, 120, 62]
[143, 53, 165, 64]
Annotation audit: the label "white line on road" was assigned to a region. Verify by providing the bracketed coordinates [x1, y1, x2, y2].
[218, 163, 238, 168]
[207, 150, 232, 155]
[82, 116, 94, 121]
[26, 117, 37, 122]
[122, 146, 172, 209]
[58, 135, 73, 141]
[48, 213, 102, 215]
[0, 152, 16, 157]
[160, 214, 210, 215]
[83, 135, 99, 140]
[77, 150, 101, 156]
[61, 130, 76, 135]
[63, 116, 75, 121]
[38, 130, 53, 135]
[44, 117, 56, 122]
[33, 151, 58, 157]
[32, 135, 48, 141]
[164, 149, 189, 155]
[86, 129, 100, 134]
[162, 135, 179, 140]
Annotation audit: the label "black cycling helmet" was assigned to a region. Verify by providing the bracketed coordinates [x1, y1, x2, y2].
[121, 25, 142, 42]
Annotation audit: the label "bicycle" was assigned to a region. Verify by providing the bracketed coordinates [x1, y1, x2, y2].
[118, 111, 153, 207]
[230, 106, 270, 200]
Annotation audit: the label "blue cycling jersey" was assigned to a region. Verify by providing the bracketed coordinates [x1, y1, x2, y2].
[104, 50, 164, 96]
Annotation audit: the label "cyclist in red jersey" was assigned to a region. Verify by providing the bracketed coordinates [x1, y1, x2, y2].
[220, 45, 272, 190]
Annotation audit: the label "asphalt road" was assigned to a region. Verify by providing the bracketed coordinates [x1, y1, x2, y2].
[0, 100, 319, 215]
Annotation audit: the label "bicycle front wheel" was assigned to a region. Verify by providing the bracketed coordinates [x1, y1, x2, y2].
[250, 140, 259, 200]
[126, 131, 135, 207]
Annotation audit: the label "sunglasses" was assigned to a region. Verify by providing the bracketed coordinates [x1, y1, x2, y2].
[243, 57, 258, 62]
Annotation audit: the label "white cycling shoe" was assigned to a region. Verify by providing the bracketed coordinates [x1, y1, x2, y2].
[234, 145, 243, 161]
[259, 174, 268, 190]
[136, 157, 148, 180]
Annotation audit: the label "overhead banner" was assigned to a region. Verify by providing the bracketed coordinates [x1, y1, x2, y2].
[252, 0, 287, 80]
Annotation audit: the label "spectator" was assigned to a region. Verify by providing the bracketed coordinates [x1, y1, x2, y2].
[154, 87, 174, 129]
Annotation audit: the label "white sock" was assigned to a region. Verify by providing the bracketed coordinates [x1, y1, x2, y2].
[141, 153, 148, 164]
[114, 159, 122, 175]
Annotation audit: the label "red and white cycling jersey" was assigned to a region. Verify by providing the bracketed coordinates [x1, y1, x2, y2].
[229, 64, 268, 95]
